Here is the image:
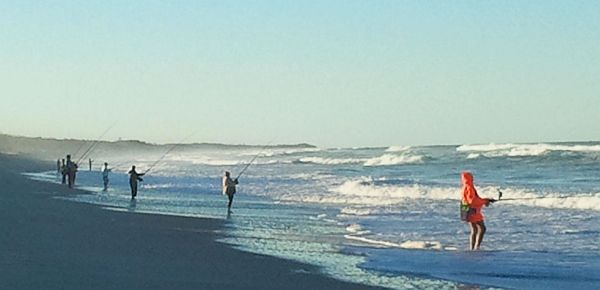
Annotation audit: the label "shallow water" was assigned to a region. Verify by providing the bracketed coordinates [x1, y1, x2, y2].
[28, 142, 600, 289]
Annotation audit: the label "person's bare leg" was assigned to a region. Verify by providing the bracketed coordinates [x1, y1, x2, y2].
[469, 222, 478, 250]
[474, 222, 486, 250]
[227, 194, 233, 211]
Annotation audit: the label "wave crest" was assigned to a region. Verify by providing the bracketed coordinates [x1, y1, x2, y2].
[385, 146, 411, 152]
[297, 157, 364, 165]
[457, 143, 600, 158]
[363, 154, 424, 166]
[283, 178, 600, 211]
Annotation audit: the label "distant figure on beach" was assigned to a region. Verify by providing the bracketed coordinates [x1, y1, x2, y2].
[61, 159, 67, 184]
[460, 172, 495, 250]
[128, 165, 144, 199]
[222, 171, 239, 212]
[56, 159, 61, 174]
[66, 155, 78, 188]
[89, 158, 93, 171]
[102, 162, 111, 191]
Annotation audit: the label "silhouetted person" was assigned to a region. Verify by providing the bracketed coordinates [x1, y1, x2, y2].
[89, 158, 93, 171]
[66, 155, 78, 188]
[102, 162, 111, 191]
[57, 159, 61, 174]
[128, 165, 144, 199]
[222, 171, 239, 212]
[61, 159, 67, 184]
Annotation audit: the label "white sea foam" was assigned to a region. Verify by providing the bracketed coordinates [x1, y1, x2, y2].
[457, 143, 600, 158]
[243, 147, 323, 157]
[296, 153, 425, 167]
[340, 207, 382, 216]
[498, 189, 600, 211]
[344, 235, 404, 248]
[467, 153, 481, 159]
[363, 153, 424, 166]
[385, 146, 412, 152]
[345, 224, 371, 235]
[280, 177, 600, 211]
[398, 240, 443, 250]
[297, 157, 364, 165]
[330, 178, 457, 204]
[280, 178, 456, 206]
[344, 235, 442, 250]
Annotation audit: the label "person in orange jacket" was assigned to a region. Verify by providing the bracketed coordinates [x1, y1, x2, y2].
[461, 172, 495, 250]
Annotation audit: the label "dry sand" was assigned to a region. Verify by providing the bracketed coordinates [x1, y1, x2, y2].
[0, 154, 389, 290]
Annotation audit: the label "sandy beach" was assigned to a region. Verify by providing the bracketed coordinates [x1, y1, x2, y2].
[0, 153, 389, 290]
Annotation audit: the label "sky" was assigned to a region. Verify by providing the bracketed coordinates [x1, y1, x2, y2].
[0, 1, 599, 148]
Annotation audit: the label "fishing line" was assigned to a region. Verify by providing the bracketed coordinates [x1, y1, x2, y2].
[143, 131, 197, 175]
[495, 190, 571, 202]
[76, 121, 118, 165]
[235, 138, 276, 180]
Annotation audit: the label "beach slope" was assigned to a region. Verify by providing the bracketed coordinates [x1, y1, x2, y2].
[0, 154, 388, 290]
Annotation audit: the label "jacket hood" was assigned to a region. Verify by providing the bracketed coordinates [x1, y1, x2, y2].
[461, 171, 474, 186]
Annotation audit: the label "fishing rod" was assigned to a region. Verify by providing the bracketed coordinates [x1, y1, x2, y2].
[235, 139, 276, 180]
[73, 140, 89, 159]
[143, 132, 197, 175]
[76, 121, 118, 165]
[495, 190, 570, 201]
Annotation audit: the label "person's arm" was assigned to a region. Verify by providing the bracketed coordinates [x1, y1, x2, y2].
[465, 188, 488, 208]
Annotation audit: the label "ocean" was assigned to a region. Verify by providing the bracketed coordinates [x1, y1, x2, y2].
[27, 142, 600, 289]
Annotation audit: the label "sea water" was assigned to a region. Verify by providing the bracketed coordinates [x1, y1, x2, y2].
[27, 142, 600, 289]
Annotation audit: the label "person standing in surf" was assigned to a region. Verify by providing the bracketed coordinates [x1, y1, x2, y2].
[222, 171, 239, 212]
[461, 172, 495, 250]
[102, 162, 111, 191]
[128, 165, 144, 199]
[66, 155, 78, 188]
[61, 158, 67, 184]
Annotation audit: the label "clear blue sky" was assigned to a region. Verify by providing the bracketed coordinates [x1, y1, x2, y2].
[1, 1, 599, 147]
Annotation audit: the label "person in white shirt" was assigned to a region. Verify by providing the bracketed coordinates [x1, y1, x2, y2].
[222, 171, 239, 212]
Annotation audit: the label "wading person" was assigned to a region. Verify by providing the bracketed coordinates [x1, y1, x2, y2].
[222, 171, 239, 212]
[128, 165, 144, 199]
[66, 155, 78, 188]
[460, 172, 495, 250]
[61, 159, 67, 184]
[102, 162, 111, 191]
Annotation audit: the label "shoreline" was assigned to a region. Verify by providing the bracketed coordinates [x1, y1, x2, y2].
[0, 153, 389, 290]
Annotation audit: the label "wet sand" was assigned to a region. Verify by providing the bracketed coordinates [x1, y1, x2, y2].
[0, 154, 389, 290]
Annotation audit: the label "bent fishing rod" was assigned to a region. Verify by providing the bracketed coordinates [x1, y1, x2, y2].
[143, 132, 197, 175]
[235, 139, 276, 180]
[75, 121, 118, 165]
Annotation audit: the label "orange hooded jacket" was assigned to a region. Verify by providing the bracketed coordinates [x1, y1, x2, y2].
[461, 172, 488, 223]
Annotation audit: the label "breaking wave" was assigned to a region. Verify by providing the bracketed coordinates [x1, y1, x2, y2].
[245, 147, 323, 157]
[280, 177, 600, 211]
[457, 143, 600, 158]
[385, 146, 412, 152]
[296, 153, 426, 166]
[363, 154, 424, 166]
[296, 157, 364, 165]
